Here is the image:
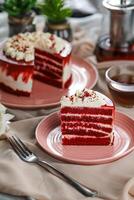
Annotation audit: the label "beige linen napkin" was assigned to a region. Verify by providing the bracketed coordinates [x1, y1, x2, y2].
[0, 108, 133, 200]
[120, 177, 134, 200]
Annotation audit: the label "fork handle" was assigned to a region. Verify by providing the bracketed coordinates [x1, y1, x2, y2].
[37, 160, 97, 197]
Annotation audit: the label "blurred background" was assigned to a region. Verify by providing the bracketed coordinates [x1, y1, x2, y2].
[1, 0, 133, 62]
[0, 0, 105, 57]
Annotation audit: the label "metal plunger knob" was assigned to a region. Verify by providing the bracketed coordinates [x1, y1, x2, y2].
[103, 0, 134, 48]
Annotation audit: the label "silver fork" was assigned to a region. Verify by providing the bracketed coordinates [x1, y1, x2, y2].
[8, 135, 97, 198]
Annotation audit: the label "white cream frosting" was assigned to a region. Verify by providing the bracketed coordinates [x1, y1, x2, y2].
[61, 113, 112, 118]
[4, 33, 35, 62]
[35, 32, 71, 56]
[0, 104, 14, 136]
[0, 68, 33, 93]
[61, 89, 113, 107]
[62, 62, 72, 84]
[62, 134, 113, 140]
[3, 32, 71, 62]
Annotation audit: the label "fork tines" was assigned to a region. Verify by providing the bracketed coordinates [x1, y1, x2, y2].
[8, 135, 32, 158]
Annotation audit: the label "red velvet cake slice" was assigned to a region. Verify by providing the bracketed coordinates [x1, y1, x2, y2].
[34, 32, 72, 88]
[60, 89, 115, 145]
[0, 33, 34, 96]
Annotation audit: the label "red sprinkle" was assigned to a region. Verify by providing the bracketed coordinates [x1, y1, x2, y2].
[70, 96, 74, 102]
[84, 91, 91, 97]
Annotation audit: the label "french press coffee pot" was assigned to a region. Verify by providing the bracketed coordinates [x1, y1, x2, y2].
[95, 0, 134, 61]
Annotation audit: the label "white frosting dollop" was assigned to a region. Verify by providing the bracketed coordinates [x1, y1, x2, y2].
[3, 32, 71, 62]
[4, 32, 35, 62]
[0, 104, 14, 137]
[61, 89, 113, 107]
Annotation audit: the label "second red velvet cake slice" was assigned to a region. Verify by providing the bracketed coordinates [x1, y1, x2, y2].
[60, 89, 115, 145]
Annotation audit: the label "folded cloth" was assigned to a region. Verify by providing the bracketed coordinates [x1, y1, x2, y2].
[120, 177, 134, 200]
[0, 110, 133, 200]
[7, 106, 60, 122]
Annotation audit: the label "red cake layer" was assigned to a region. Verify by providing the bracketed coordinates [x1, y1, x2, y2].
[35, 48, 63, 64]
[35, 59, 62, 74]
[61, 122, 112, 133]
[61, 115, 113, 125]
[62, 135, 114, 145]
[35, 48, 71, 65]
[35, 54, 63, 69]
[34, 71, 72, 88]
[0, 83, 30, 96]
[61, 107, 114, 115]
[35, 65, 61, 79]
[35, 61, 62, 78]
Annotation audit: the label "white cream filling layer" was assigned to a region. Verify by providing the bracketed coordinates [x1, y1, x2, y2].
[0, 68, 32, 92]
[63, 127, 112, 134]
[62, 134, 113, 139]
[61, 113, 112, 119]
[62, 122, 112, 128]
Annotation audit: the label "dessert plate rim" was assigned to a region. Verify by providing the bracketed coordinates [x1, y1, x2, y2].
[35, 111, 134, 165]
[0, 56, 98, 109]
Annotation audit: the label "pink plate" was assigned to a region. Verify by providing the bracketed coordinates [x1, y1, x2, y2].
[36, 111, 134, 165]
[0, 56, 98, 109]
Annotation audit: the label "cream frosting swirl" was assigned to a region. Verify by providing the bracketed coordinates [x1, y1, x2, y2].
[4, 33, 35, 62]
